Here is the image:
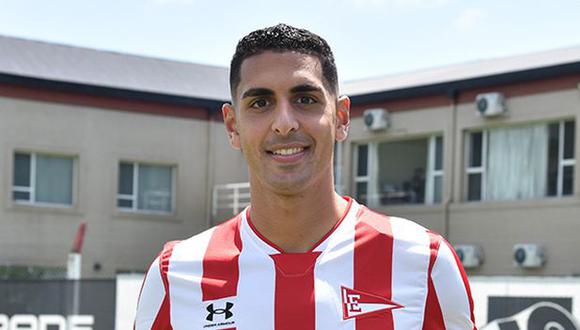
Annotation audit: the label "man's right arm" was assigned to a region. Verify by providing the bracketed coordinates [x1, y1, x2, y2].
[134, 256, 170, 330]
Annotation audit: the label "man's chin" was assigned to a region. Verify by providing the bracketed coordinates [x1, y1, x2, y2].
[263, 175, 312, 196]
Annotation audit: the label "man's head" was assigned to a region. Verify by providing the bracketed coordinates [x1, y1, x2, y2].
[222, 24, 349, 195]
[229, 23, 339, 98]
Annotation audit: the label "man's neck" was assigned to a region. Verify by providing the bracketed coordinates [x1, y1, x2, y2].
[248, 181, 348, 253]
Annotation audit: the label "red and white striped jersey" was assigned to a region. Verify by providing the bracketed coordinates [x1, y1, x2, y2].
[135, 197, 476, 330]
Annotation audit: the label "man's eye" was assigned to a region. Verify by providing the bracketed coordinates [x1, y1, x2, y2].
[250, 99, 269, 108]
[296, 96, 317, 105]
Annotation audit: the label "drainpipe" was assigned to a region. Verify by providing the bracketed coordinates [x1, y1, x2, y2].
[444, 89, 458, 239]
[205, 109, 216, 229]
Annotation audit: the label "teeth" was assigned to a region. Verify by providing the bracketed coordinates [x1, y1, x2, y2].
[272, 147, 304, 156]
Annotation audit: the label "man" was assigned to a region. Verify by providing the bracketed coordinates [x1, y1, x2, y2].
[135, 24, 476, 330]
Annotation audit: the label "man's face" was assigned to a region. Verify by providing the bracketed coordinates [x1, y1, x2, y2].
[222, 51, 350, 194]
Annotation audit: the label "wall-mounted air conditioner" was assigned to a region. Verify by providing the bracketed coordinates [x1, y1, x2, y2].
[475, 92, 507, 117]
[513, 244, 546, 268]
[454, 244, 484, 268]
[363, 108, 390, 131]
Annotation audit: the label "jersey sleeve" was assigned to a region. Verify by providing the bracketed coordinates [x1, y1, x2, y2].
[423, 234, 477, 330]
[134, 256, 170, 330]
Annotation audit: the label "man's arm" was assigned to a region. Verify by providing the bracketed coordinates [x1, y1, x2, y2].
[423, 233, 477, 330]
[134, 256, 170, 330]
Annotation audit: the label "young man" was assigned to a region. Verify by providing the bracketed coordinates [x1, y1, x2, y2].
[135, 24, 476, 330]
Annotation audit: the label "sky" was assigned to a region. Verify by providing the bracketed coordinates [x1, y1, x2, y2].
[1, 0, 580, 82]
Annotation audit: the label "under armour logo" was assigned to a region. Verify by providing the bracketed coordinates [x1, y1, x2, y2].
[206, 302, 234, 322]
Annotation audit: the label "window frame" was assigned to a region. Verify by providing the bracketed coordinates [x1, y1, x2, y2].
[116, 161, 176, 215]
[464, 119, 575, 202]
[464, 130, 488, 201]
[11, 151, 77, 208]
[558, 121, 576, 196]
[353, 134, 444, 207]
[425, 135, 444, 204]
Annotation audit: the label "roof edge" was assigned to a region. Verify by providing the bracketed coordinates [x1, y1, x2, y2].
[0, 73, 228, 110]
[349, 61, 580, 104]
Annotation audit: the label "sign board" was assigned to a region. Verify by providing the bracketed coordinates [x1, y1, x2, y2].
[471, 276, 580, 330]
[0, 280, 116, 330]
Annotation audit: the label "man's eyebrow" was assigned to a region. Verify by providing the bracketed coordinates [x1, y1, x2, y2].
[241, 88, 274, 99]
[290, 84, 323, 94]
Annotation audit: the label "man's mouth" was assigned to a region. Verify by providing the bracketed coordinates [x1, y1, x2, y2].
[271, 147, 305, 156]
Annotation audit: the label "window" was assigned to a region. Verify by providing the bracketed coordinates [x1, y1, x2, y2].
[117, 162, 174, 213]
[12, 152, 75, 206]
[466, 120, 575, 201]
[354, 135, 443, 206]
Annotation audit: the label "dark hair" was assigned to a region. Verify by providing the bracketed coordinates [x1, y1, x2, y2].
[229, 23, 338, 97]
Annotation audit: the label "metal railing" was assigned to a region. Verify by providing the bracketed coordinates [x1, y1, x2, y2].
[212, 182, 251, 217]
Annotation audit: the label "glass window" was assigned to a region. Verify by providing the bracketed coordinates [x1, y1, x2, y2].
[376, 139, 428, 205]
[433, 176, 443, 204]
[563, 166, 574, 196]
[467, 173, 482, 201]
[118, 163, 134, 195]
[357, 144, 368, 177]
[118, 162, 174, 213]
[547, 123, 560, 196]
[469, 132, 483, 167]
[354, 136, 443, 207]
[36, 154, 73, 204]
[564, 121, 575, 160]
[434, 136, 443, 171]
[466, 120, 575, 201]
[356, 182, 368, 205]
[12, 152, 74, 206]
[13, 153, 31, 187]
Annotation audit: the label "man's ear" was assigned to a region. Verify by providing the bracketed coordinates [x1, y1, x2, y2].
[222, 103, 241, 150]
[335, 95, 351, 142]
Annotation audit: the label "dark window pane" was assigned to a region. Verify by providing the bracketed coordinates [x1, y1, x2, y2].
[468, 173, 482, 201]
[563, 166, 574, 195]
[117, 199, 133, 208]
[469, 132, 482, 167]
[356, 182, 367, 205]
[377, 139, 428, 205]
[13, 191, 30, 201]
[118, 163, 134, 195]
[435, 136, 443, 171]
[564, 121, 575, 160]
[13, 153, 31, 187]
[357, 145, 368, 176]
[547, 123, 560, 196]
[433, 176, 443, 204]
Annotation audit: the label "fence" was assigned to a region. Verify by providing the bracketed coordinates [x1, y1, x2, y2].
[212, 182, 251, 218]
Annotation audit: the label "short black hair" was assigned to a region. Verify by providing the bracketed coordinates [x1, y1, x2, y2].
[229, 23, 338, 97]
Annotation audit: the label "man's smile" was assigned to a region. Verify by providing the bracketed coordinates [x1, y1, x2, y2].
[271, 147, 304, 156]
[266, 144, 311, 163]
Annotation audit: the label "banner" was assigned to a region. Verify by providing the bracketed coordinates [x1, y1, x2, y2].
[471, 277, 580, 330]
[0, 279, 116, 330]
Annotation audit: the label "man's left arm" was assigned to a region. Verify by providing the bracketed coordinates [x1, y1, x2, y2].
[424, 234, 477, 330]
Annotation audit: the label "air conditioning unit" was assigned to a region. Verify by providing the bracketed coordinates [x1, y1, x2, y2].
[454, 245, 483, 268]
[475, 92, 507, 117]
[513, 244, 546, 268]
[363, 108, 389, 131]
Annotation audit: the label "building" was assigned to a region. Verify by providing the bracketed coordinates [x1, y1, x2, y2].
[1, 34, 579, 280]
[342, 46, 580, 277]
[0, 35, 247, 279]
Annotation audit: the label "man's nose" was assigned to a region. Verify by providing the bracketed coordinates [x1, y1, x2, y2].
[271, 100, 299, 136]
